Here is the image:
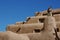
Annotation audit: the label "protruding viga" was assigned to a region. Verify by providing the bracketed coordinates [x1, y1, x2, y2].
[0, 31, 30, 40]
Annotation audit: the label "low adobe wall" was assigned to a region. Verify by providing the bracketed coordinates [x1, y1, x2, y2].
[6, 23, 43, 34]
[53, 14, 60, 22]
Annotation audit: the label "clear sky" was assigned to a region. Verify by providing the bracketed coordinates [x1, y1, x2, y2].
[0, 0, 60, 31]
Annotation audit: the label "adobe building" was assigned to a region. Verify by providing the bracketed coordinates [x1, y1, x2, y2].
[6, 8, 60, 34]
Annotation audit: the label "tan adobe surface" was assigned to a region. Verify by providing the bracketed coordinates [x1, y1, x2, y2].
[6, 8, 60, 34]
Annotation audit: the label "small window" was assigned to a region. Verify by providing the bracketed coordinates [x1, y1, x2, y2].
[56, 28, 59, 32]
[43, 14, 47, 16]
[52, 13, 60, 16]
[39, 18, 45, 23]
[34, 29, 40, 33]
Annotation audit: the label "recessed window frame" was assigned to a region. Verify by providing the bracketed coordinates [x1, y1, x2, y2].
[39, 18, 45, 23]
[34, 29, 41, 33]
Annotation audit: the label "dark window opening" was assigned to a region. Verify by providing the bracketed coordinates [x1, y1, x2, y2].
[52, 13, 60, 16]
[43, 14, 47, 16]
[56, 28, 59, 32]
[34, 29, 40, 33]
[39, 18, 45, 23]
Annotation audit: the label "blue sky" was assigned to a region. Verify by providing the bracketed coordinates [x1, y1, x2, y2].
[0, 0, 60, 31]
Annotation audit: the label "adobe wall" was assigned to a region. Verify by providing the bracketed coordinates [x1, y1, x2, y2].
[7, 23, 43, 34]
[6, 25, 20, 33]
[56, 22, 60, 32]
[6, 9, 60, 34]
[15, 16, 47, 25]
[53, 14, 60, 22]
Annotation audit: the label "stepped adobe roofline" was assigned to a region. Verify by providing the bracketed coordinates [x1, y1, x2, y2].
[41, 8, 60, 14]
[35, 8, 60, 16]
[6, 8, 60, 34]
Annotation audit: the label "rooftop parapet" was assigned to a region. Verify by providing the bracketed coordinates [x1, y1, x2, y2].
[35, 8, 60, 16]
[16, 21, 26, 25]
[7, 23, 43, 33]
[16, 22, 23, 24]
[7, 24, 18, 27]
[35, 12, 42, 16]
[30, 16, 47, 19]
